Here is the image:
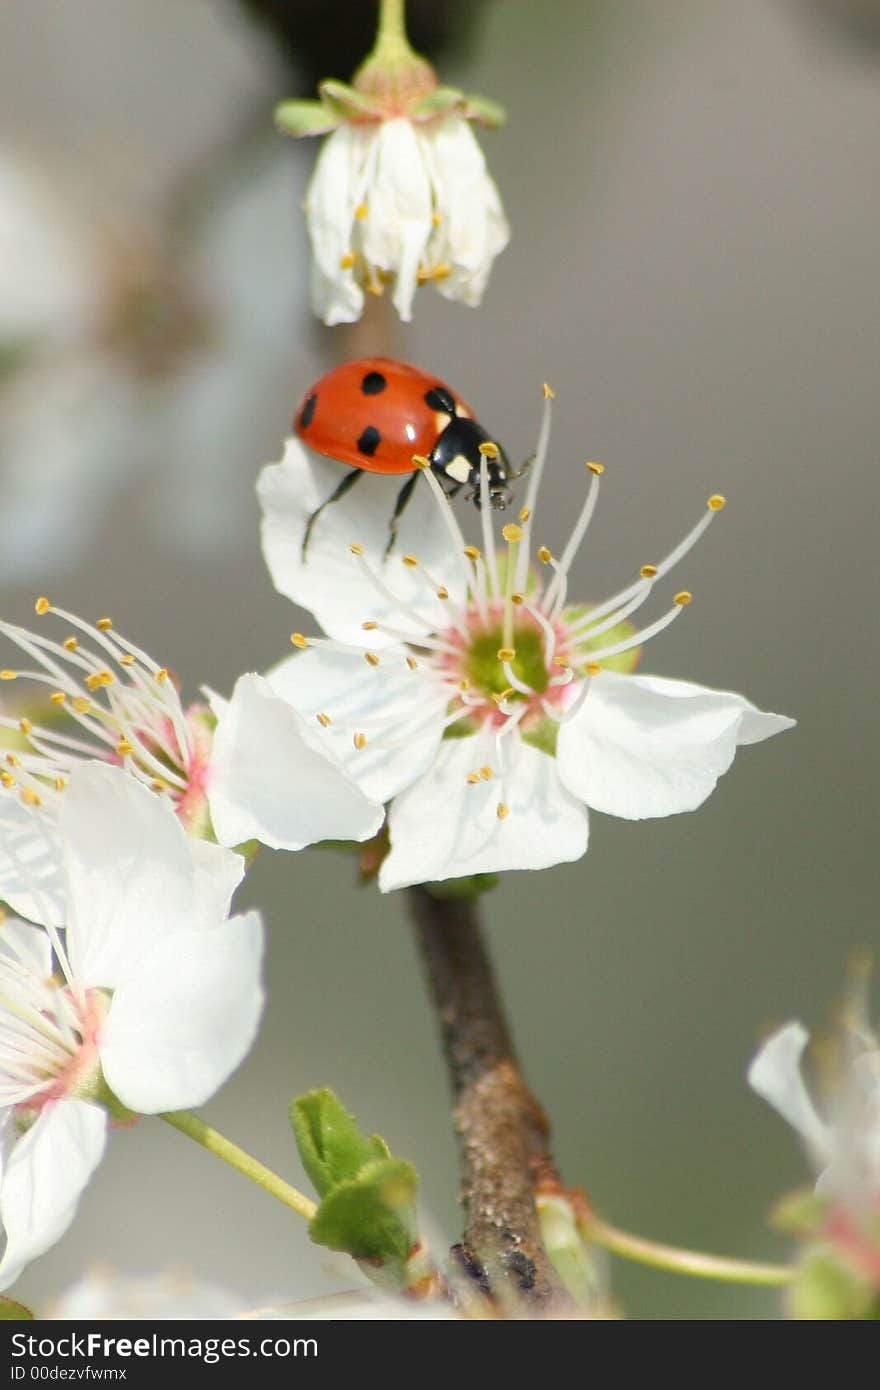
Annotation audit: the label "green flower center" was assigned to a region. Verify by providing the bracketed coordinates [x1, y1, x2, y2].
[464, 624, 550, 698]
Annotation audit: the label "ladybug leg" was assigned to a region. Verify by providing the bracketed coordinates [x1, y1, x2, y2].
[383, 472, 420, 558]
[505, 453, 535, 482]
[301, 468, 363, 560]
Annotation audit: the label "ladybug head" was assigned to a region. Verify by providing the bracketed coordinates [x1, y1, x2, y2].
[430, 417, 512, 510]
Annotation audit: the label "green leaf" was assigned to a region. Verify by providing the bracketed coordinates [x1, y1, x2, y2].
[291, 1089, 389, 1199]
[274, 100, 340, 138]
[0, 1295, 34, 1319]
[309, 1157, 419, 1270]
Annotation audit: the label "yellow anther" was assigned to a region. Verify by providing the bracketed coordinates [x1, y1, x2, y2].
[478, 441, 500, 459]
[402, 554, 418, 568]
[0, 671, 18, 681]
[96, 670, 114, 687]
[21, 787, 42, 807]
[537, 546, 552, 564]
[353, 732, 368, 750]
[463, 544, 481, 561]
[496, 801, 510, 821]
[458, 679, 471, 692]
[354, 202, 368, 220]
[466, 772, 481, 785]
[553, 656, 571, 668]
[437, 586, 449, 600]
[34, 596, 50, 616]
[491, 688, 514, 706]
[54, 777, 67, 792]
[674, 590, 693, 606]
[416, 263, 430, 285]
[406, 656, 419, 671]
[502, 523, 523, 544]
[365, 278, 384, 298]
[479, 767, 493, 781]
[708, 494, 726, 511]
[316, 712, 332, 728]
[511, 592, 524, 606]
[116, 739, 134, 757]
[18, 719, 32, 735]
[518, 507, 532, 523]
[72, 697, 91, 715]
[339, 252, 356, 270]
[543, 383, 556, 399]
[84, 674, 102, 691]
[155, 668, 169, 683]
[412, 454, 431, 470]
[6, 754, 19, 767]
[151, 779, 167, 792]
[63, 637, 78, 652]
[364, 652, 380, 667]
[119, 653, 135, 666]
[432, 211, 442, 227]
[290, 633, 309, 650]
[0, 772, 15, 789]
[497, 647, 516, 663]
[362, 621, 379, 631]
[349, 543, 364, 556]
[586, 461, 604, 475]
[97, 618, 113, 631]
[585, 662, 602, 676]
[431, 263, 451, 282]
[49, 692, 66, 705]
[640, 564, 658, 579]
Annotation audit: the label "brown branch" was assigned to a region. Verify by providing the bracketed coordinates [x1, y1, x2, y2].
[407, 885, 571, 1313]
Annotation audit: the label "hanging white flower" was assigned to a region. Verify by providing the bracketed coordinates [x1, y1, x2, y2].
[257, 388, 794, 891]
[0, 762, 264, 1290]
[0, 600, 383, 921]
[49, 1267, 244, 1320]
[276, 0, 508, 324]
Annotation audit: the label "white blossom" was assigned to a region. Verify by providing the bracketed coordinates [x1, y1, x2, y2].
[0, 601, 383, 921]
[306, 116, 509, 325]
[257, 391, 794, 891]
[0, 763, 264, 1290]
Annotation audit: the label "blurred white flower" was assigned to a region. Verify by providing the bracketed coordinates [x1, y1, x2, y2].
[0, 601, 383, 920]
[50, 1266, 243, 1320]
[305, 116, 509, 325]
[749, 985, 880, 1287]
[257, 394, 794, 890]
[0, 145, 311, 582]
[0, 762, 264, 1290]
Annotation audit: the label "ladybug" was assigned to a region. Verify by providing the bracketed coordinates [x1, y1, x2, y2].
[294, 357, 514, 557]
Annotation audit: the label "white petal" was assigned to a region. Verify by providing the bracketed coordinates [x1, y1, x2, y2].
[306, 126, 367, 326]
[207, 674, 382, 851]
[100, 911, 264, 1114]
[361, 120, 433, 322]
[557, 671, 795, 820]
[0, 1100, 107, 1291]
[188, 839, 246, 923]
[379, 733, 588, 891]
[51, 1269, 243, 1320]
[0, 799, 64, 928]
[258, 438, 464, 644]
[748, 1022, 831, 1161]
[60, 764, 198, 988]
[0, 916, 52, 986]
[417, 117, 510, 305]
[267, 649, 448, 804]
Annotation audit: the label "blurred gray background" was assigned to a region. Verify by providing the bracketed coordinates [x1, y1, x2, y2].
[2, 0, 878, 1319]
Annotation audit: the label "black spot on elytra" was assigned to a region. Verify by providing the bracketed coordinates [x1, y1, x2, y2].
[361, 370, 387, 396]
[424, 386, 457, 416]
[357, 425, 381, 456]
[299, 392, 317, 429]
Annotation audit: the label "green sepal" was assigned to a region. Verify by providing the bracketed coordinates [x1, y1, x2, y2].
[0, 1295, 34, 1320]
[462, 93, 507, 128]
[790, 1247, 878, 1320]
[308, 1157, 419, 1273]
[771, 1187, 828, 1236]
[274, 99, 341, 138]
[291, 1089, 390, 1200]
[564, 604, 641, 674]
[410, 85, 467, 118]
[425, 873, 499, 901]
[318, 80, 383, 122]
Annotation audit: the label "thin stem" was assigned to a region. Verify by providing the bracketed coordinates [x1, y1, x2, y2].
[161, 1111, 317, 1222]
[378, 0, 408, 46]
[584, 1214, 794, 1287]
[407, 886, 572, 1312]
